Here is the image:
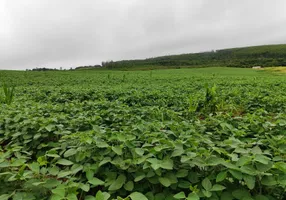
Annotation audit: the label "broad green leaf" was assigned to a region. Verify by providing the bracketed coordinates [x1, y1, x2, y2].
[46, 154, 60, 158]
[210, 184, 226, 191]
[251, 146, 262, 155]
[66, 193, 78, 200]
[240, 165, 257, 176]
[80, 184, 90, 192]
[181, 156, 191, 163]
[43, 179, 61, 189]
[135, 148, 144, 156]
[0, 161, 10, 168]
[88, 177, 105, 186]
[71, 164, 83, 174]
[274, 162, 286, 172]
[232, 189, 251, 199]
[243, 174, 255, 190]
[187, 193, 200, 200]
[222, 161, 239, 170]
[160, 158, 173, 170]
[146, 170, 155, 178]
[124, 181, 134, 191]
[95, 191, 105, 200]
[102, 192, 110, 200]
[57, 170, 72, 178]
[176, 169, 188, 178]
[12, 192, 36, 200]
[112, 146, 122, 155]
[40, 167, 48, 175]
[11, 159, 25, 167]
[145, 192, 154, 200]
[96, 141, 109, 148]
[50, 194, 63, 200]
[0, 194, 12, 200]
[129, 192, 148, 200]
[237, 156, 252, 166]
[52, 185, 65, 198]
[174, 192, 186, 199]
[29, 162, 40, 174]
[33, 133, 41, 140]
[32, 181, 45, 186]
[99, 157, 111, 167]
[134, 174, 145, 182]
[273, 156, 283, 161]
[278, 174, 286, 185]
[188, 171, 199, 184]
[64, 149, 77, 157]
[261, 176, 277, 186]
[56, 159, 73, 166]
[256, 162, 272, 172]
[171, 144, 184, 157]
[178, 180, 191, 189]
[202, 177, 212, 191]
[108, 174, 126, 190]
[229, 170, 242, 180]
[158, 177, 171, 187]
[86, 170, 94, 180]
[202, 190, 212, 198]
[147, 158, 161, 170]
[85, 196, 96, 200]
[45, 124, 55, 132]
[206, 156, 224, 166]
[154, 193, 165, 200]
[216, 171, 227, 182]
[49, 166, 60, 176]
[254, 154, 270, 164]
[0, 172, 12, 177]
[165, 173, 178, 184]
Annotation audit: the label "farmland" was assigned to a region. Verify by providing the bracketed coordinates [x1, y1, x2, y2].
[0, 67, 286, 200]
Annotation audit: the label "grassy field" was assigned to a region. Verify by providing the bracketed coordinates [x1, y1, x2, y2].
[0, 67, 285, 200]
[263, 67, 286, 74]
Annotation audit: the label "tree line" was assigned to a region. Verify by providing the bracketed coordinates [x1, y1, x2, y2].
[102, 44, 286, 69]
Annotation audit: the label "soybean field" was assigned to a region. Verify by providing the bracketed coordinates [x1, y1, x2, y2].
[0, 67, 285, 200]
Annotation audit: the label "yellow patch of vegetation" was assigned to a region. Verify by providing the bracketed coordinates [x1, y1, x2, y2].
[264, 67, 286, 73]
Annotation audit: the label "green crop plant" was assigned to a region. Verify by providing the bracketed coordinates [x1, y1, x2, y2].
[0, 83, 15, 105]
[122, 74, 126, 82]
[189, 84, 221, 114]
[0, 67, 285, 199]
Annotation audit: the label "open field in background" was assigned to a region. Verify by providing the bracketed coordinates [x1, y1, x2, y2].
[0, 67, 285, 200]
[263, 67, 286, 74]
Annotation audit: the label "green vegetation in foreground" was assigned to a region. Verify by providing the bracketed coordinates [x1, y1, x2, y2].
[0, 67, 286, 200]
[101, 44, 286, 70]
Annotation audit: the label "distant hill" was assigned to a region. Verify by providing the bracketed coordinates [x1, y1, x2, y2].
[102, 44, 286, 69]
[75, 65, 102, 70]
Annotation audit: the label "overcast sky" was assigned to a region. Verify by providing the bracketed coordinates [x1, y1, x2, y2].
[1, 0, 286, 70]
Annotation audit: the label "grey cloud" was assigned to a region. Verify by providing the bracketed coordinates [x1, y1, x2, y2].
[1, 0, 286, 69]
